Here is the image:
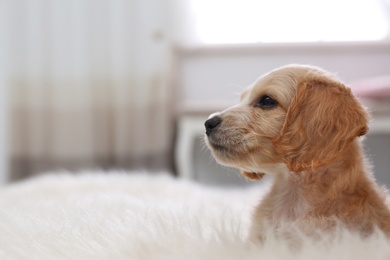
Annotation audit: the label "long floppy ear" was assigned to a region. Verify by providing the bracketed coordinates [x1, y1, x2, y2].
[274, 77, 369, 173]
[240, 171, 265, 181]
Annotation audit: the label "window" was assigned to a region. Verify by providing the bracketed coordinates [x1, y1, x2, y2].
[189, 0, 389, 44]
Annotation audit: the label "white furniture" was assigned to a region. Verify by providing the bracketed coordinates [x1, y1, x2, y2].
[176, 115, 207, 180]
[0, 3, 7, 185]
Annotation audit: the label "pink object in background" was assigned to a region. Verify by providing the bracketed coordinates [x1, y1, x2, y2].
[351, 75, 390, 101]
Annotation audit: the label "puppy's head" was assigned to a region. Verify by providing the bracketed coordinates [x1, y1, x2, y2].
[204, 65, 368, 180]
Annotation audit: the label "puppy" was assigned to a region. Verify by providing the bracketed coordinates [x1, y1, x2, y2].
[204, 65, 390, 241]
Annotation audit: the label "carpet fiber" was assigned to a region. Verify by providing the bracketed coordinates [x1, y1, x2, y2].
[0, 171, 389, 259]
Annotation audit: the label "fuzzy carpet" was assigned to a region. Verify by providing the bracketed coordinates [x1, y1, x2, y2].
[0, 171, 390, 260]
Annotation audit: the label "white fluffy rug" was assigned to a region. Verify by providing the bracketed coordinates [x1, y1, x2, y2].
[0, 171, 390, 260]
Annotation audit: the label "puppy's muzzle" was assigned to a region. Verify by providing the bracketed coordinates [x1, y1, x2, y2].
[205, 116, 221, 136]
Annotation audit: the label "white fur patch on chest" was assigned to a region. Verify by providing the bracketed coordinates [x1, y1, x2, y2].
[269, 179, 309, 224]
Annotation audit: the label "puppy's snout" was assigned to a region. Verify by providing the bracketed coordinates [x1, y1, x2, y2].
[205, 117, 221, 136]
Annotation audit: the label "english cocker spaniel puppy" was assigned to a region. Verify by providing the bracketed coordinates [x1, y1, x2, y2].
[204, 64, 390, 240]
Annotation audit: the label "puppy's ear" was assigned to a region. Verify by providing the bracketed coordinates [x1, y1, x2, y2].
[274, 77, 369, 173]
[241, 171, 265, 181]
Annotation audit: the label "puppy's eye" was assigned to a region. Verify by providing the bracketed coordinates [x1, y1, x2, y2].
[257, 95, 277, 109]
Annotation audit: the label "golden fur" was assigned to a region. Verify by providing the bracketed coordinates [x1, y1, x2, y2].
[205, 64, 390, 241]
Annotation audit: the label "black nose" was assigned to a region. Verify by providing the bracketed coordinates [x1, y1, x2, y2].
[205, 117, 221, 136]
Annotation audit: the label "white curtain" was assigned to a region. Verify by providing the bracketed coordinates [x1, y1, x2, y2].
[6, 0, 175, 180]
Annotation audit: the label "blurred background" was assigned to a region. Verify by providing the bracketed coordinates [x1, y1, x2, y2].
[0, 0, 390, 186]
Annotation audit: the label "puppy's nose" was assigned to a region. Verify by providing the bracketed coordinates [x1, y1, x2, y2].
[205, 117, 221, 136]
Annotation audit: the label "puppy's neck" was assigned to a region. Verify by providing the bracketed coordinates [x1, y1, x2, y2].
[265, 139, 379, 223]
[288, 140, 368, 189]
[250, 138, 390, 242]
[290, 139, 370, 195]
